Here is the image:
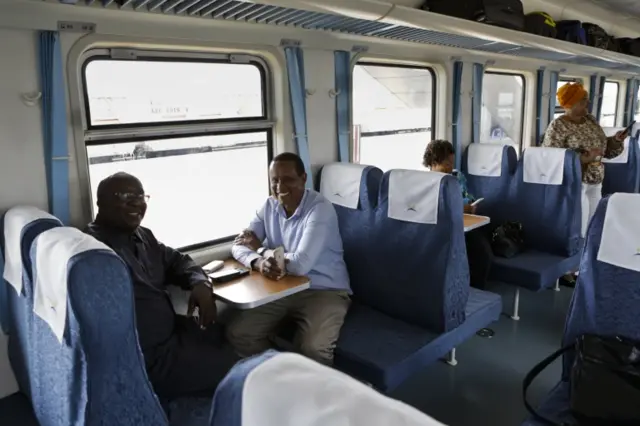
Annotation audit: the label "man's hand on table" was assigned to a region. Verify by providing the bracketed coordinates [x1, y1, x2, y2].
[253, 256, 285, 281]
[234, 229, 261, 251]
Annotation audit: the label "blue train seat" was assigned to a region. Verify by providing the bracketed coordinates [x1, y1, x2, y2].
[462, 143, 517, 222]
[24, 226, 168, 426]
[489, 148, 582, 318]
[601, 126, 639, 195]
[319, 165, 501, 391]
[521, 193, 640, 425]
[210, 350, 447, 426]
[1, 206, 62, 398]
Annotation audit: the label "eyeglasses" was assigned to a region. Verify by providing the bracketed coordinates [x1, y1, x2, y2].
[114, 192, 150, 203]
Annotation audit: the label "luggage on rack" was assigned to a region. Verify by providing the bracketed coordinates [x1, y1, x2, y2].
[582, 22, 610, 49]
[524, 11, 556, 38]
[618, 38, 640, 56]
[421, 0, 525, 31]
[555, 20, 586, 45]
[608, 37, 621, 53]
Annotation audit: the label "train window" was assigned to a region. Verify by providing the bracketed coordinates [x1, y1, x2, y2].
[82, 54, 272, 250]
[352, 63, 436, 171]
[84, 59, 266, 128]
[480, 72, 525, 151]
[599, 81, 619, 127]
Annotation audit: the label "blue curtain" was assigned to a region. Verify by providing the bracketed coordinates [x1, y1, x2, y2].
[624, 79, 638, 127]
[596, 76, 606, 122]
[284, 47, 313, 188]
[535, 69, 544, 145]
[471, 63, 483, 144]
[334, 51, 351, 163]
[452, 61, 463, 169]
[548, 71, 559, 127]
[588, 75, 597, 115]
[38, 31, 70, 224]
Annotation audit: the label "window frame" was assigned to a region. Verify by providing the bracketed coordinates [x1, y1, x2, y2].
[482, 71, 527, 152]
[352, 62, 437, 166]
[599, 80, 620, 127]
[81, 55, 269, 131]
[79, 49, 274, 251]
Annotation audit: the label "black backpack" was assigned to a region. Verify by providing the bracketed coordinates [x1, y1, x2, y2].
[490, 221, 524, 258]
[524, 334, 640, 425]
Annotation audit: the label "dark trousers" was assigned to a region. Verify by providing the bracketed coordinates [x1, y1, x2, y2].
[144, 316, 240, 399]
[465, 228, 494, 289]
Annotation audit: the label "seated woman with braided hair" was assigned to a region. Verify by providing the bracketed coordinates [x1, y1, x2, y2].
[423, 139, 493, 290]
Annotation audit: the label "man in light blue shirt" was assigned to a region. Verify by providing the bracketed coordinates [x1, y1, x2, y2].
[228, 152, 351, 365]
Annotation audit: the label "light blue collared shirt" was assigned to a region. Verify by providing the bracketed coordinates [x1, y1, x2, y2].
[232, 190, 351, 293]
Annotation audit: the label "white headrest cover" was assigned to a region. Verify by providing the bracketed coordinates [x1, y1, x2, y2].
[34, 227, 112, 343]
[3, 206, 59, 294]
[597, 193, 640, 272]
[601, 137, 630, 164]
[467, 144, 503, 177]
[242, 353, 446, 426]
[320, 163, 368, 209]
[523, 147, 565, 185]
[388, 170, 445, 225]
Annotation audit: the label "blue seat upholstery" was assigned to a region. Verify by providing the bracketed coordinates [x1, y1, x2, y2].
[24, 226, 168, 426]
[335, 288, 501, 391]
[210, 350, 444, 426]
[1, 207, 62, 398]
[522, 193, 640, 425]
[462, 143, 517, 222]
[601, 127, 638, 196]
[320, 165, 502, 391]
[489, 148, 582, 292]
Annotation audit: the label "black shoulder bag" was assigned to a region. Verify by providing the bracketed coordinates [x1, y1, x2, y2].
[490, 221, 524, 258]
[523, 334, 640, 426]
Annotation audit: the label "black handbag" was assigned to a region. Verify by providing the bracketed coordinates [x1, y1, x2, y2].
[523, 334, 640, 426]
[490, 221, 524, 258]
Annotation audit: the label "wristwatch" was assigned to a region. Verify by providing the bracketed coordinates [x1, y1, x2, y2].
[257, 247, 267, 256]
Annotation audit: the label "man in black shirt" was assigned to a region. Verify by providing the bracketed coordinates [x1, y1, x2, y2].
[85, 172, 236, 399]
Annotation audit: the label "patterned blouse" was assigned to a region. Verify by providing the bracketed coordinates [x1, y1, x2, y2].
[542, 114, 623, 184]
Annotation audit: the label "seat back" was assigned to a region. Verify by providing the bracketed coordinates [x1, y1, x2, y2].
[601, 127, 637, 195]
[462, 143, 517, 221]
[1, 206, 62, 397]
[319, 163, 382, 297]
[351, 169, 468, 332]
[561, 193, 640, 379]
[28, 227, 167, 426]
[209, 350, 446, 426]
[508, 147, 582, 257]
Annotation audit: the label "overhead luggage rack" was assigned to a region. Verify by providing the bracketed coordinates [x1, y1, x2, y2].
[44, 0, 640, 73]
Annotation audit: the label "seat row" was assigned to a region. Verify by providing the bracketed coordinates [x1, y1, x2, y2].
[314, 164, 503, 392]
[601, 126, 640, 196]
[0, 207, 188, 425]
[462, 144, 583, 318]
[521, 192, 640, 425]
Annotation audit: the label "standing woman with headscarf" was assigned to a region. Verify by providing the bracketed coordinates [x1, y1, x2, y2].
[543, 82, 627, 285]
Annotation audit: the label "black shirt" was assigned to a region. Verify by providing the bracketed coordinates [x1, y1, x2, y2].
[85, 223, 208, 357]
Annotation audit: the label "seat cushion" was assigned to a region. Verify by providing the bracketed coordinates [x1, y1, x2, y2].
[489, 250, 580, 291]
[521, 381, 574, 426]
[335, 289, 502, 392]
